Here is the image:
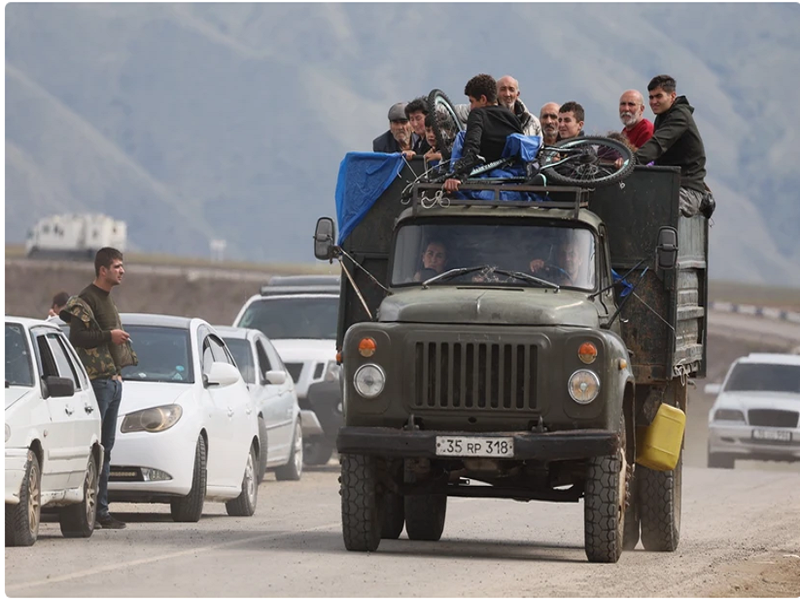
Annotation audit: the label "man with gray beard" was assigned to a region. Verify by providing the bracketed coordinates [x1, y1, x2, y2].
[539, 102, 560, 146]
[619, 89, 653, 149]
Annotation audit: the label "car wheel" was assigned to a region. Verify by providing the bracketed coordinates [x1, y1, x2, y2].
[257, 417, 268, 485]
[170, 436, 207, 523]
[5, 450, 41, 547]
[59, 453, 98, 538]
[226, 444, 258, 517]
[707, 452, 734, 469]
[304, 438, 334, 466]
[275, 422, 303, 481]
[340, 453, 381, 552]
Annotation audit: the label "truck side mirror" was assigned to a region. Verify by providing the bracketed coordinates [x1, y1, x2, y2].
[314, 217, 336, 261]
[656, 226, 678, 270]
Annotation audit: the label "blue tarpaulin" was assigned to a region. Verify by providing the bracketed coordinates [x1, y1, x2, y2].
[335, 152, 405, 244]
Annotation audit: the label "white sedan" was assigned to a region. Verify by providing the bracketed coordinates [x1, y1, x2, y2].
[216, 326, 303, 482]
[109, 314, 260, 521]
[5, 317, 102, 546]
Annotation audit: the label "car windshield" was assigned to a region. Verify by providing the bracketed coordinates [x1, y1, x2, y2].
[5, 323, 34, 387]
[121, 325, 194, 383]
[390, 221, 597, 290]
[725, 363, 800, 394]
[223, 338, 255, 384]
[237, 296, 338, 340]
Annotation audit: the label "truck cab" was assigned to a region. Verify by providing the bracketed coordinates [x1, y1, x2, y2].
[315, 158, 708, 563]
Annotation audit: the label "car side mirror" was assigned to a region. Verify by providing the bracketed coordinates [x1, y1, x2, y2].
[205, 362, 241, 387]
[43, 376, 75, 398]
[704, 383, 721, 395]
[266, 370, 287, 385]
[314, 217, 336, 261]
[656, 226, 678, 270]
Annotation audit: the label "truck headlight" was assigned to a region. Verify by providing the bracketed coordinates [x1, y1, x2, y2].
[354, 364, 385, 399]
[713, 409, 745, 422]
[568, 370, 600, 404]
[121, 405, 183, 433]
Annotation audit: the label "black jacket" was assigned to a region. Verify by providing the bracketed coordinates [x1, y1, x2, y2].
[372, 130, 402, 153]
[634, 96, 706, 193]
[456, 105, 522, 178]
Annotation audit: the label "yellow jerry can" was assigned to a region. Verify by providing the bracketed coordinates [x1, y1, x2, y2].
[635, 403, 686, 471]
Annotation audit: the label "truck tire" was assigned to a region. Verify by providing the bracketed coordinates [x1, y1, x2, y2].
[340, 454, 381, 552]
[304, 438, 334, 466]
[638, 453, 682, 552]
[622, 468, 640, 550]
[59, 454, 98, 538]
[226, 444, 258, 517]
[381, 490, 405, 539]
[404, 494, 447, 541]
[170, 436, 206, 522]
[5, 451, 41, 547]
[584, 415, 628, 563]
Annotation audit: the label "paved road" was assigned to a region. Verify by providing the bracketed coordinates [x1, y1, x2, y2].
[5, 465, 800, 598]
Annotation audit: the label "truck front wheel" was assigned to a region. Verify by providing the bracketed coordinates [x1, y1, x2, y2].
[584, 415, 629, 563]
[340, 454, 381, 552]
[638, 453, 682, 552]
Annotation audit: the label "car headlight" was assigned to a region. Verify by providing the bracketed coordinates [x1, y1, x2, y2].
[713, 408, 745, 422]
[354, 364, 385, 399]
[568, 370, 600, 404]
[324, 360, 341, 382]
[5, 424, 10, 443]
[121, 405, 183, 433]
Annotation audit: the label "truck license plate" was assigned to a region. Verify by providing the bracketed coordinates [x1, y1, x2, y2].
[435, 436, 514, 457]
[752, 429, 792, 442]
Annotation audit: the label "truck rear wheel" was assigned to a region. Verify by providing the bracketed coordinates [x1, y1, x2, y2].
[584, 415, 628, 563]
[638, 453, 682, 552]
[381, 490, 405, 539]
[404, 494, 447, 541]
[340, 454, 381, 552]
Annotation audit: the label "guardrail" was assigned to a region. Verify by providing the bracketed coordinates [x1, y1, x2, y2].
[709, 301, 800, 324]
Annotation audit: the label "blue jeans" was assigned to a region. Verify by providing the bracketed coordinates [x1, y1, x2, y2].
[91, 378, 122, 518]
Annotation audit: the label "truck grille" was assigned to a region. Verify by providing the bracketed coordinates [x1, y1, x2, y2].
[412, 341, 538, 411]
[748, 409, 799, 428]
[284, 363, 304, 383]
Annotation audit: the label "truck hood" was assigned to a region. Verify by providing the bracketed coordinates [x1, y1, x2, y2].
[271, 339, 337, 362]
[379, 287, 601, 327]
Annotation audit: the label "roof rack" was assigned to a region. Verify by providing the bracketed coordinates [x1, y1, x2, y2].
[410, 182, 590, 219]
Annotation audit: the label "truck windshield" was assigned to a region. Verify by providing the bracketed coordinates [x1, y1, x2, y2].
[725, 363, 800, 394]
[238, 296, 338, 340]
[391, 222, 597, 290]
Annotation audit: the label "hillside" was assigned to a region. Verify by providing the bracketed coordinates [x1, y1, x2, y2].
[5, 3, 800, 285]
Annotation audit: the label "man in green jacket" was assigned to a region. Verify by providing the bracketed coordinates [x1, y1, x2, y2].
[65, 247, 133, 530]
[634, 74, 711, 218]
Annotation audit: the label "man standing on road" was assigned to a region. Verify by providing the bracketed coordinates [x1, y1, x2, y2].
[634, 75, 710, 217]
[496, 75, 542, 138]
[619, 89, 654, 150]
[539, 102, 560, 146]
[64, 247, 135, 530]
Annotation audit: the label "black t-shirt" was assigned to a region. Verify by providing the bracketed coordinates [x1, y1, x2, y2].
[457, 105, 523, 177]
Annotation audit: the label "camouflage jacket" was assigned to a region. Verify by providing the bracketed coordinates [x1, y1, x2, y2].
[61, 296, 137, 380]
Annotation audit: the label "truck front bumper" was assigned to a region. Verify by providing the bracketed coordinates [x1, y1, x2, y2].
[337, 427, 619, 461]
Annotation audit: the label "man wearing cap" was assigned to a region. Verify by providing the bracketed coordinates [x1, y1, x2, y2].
[373, 102, 415, 158]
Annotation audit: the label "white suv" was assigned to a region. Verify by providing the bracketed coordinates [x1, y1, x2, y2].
[233, 276, 342, 465]
[706, 353, 800, 469]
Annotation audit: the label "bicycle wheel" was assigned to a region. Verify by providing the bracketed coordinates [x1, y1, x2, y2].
[540, 136, 634, 188]
[426, 89, 464, 162]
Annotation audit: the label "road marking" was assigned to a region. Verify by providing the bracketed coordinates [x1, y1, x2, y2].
[5, 521, 340, 592]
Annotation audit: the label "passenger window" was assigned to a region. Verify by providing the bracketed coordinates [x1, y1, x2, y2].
[46, 334, 79, 388]
[209, 336, 235, 366]
[201, 339, 215, 377]
[35, 335, 60, 381]
[55, 335, 87, 390]
[256, 341, 273, 381]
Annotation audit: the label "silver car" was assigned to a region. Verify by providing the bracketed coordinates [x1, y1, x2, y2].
[706, 353, 800, 468]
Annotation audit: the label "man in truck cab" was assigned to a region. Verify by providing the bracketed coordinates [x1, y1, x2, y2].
[529, 230, 591, 287]
[413, 239, 448, 281]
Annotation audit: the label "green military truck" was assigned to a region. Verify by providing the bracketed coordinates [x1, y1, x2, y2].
[314, 158, 707, 563]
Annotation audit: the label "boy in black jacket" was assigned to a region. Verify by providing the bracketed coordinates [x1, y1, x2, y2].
[634, 74, 712, 217]
[444, 74, 523, 193]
